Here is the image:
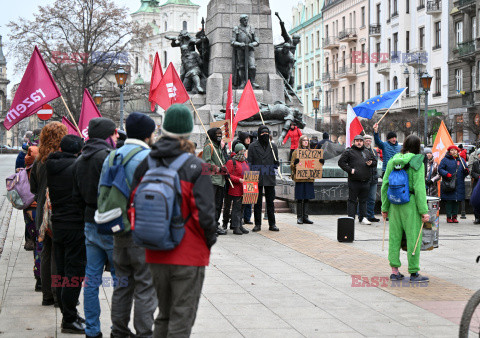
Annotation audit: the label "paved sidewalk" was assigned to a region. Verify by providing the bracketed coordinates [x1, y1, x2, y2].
[0, 204, 479, 337]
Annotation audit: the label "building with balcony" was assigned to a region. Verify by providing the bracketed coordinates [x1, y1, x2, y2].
[368, 0, 449, 143]
[448, 0, 480, 143]
[291, 0, 324, 122]
[321, 0, 369, 139]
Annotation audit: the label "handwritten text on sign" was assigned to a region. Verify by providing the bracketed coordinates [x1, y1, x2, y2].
[243, 171, 260, 204]
[295, 149, 323, 180]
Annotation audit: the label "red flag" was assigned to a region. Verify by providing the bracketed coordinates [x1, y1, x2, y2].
[4, 46, 61, 130]
[78, 89, 102, 139]
[62, 117, 80, 136]
[151, 62, 189, 111]
[346, 104, 364, 146]
[232, 80, 259, 135]
[148, 52, 163, 112]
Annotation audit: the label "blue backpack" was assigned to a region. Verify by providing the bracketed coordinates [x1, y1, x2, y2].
[132, 153, 191, 250]
[387, 163, 411, 205]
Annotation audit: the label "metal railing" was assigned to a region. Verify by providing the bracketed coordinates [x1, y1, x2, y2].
[338, 28, 357, 40]
[458, 0, 475, 7]
[369, 24, 381, 35]
[457, 40, 475, 56]
[462, 92, 474, 107]
[323, 36, 339, 48]
[427, 0, 441, 12]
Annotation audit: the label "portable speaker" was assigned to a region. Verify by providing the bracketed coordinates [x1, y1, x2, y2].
[337, 217, 354, 242]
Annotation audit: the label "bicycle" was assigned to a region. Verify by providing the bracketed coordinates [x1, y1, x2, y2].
[459, 255, 480, 337]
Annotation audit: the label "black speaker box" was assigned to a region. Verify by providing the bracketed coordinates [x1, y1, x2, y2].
[337, 217, 354, 242]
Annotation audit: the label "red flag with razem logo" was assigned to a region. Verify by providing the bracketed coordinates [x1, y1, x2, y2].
[4, 46, 62, 130]
[61, 117, 80, 136]
[148, 52, 163, 112]
[232, 80, 259, 136]
[78, 89, 102, 139]
[151, 62, 189, 111]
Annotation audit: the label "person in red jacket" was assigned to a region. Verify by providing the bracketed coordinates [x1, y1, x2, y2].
[225, 143, 251, 235]
[131, 104, 217, 337]
[458, 144, 467, 161]
[282, 122, 302, 161]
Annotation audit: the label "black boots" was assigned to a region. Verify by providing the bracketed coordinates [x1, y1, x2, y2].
[233, 227, 243, 235]
[303, 201, 313, 224]
[297, 200, 313, 224]
[252, 225, 261, 232]
[297, 201, 303, 224]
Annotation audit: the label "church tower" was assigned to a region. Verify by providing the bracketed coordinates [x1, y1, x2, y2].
[0, 35, 9, 118]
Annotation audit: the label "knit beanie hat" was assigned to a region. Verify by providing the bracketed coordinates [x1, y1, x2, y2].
[161, 104, 193, 138]
[88, 118, 116, 140]
[258, 125, 270, 135]
[126, 112, 156, 140]
[234, 143, 246, 153]
[60, 135, 84, 154]
[386, 131, 397, 140]
[424, 147, 432, 154]
[323, 132, 329, 140]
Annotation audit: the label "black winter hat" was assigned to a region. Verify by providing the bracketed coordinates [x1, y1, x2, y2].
[60, 135, 84, 154]
[386, 131, 397, 140]
[126, 112, 156, 140]
[323, 132, 329, 140]
[88, 118, 116, 140]
[258, 125, 270, 135]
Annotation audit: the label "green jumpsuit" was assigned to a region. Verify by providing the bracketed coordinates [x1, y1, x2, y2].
[381, 153, 429, 273]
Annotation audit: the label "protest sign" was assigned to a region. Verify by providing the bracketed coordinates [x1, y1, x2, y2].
[295, 149, 323, 180]
[242, 171, 260, 204]
[209, 119, 233, 143]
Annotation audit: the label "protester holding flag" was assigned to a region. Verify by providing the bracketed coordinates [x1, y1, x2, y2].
[438, 145, 469, 223]
[381, 135, 430, 283]
[338, 135, 377, 225]
[248, 126, 280, 232]
[291, 135, 321, 224]
[30, 122, 68, 306]
[373, 123, 401, 175]
[203, 127, 228, 235]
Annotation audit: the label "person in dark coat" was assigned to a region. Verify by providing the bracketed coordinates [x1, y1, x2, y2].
[72, 117, 119, 338]
[46, 135, 85, 333]
[30, 122, 68, 306]
[338, 135, 377, 224]
[318, 132, 332, 148]
[373, 123, 402, 175]
[247, 125, 279, 232]
[232, 131, 251, 151]
[115, 129, 127, 148]
[424, 148, 441, 197]
[470, 149, 480, 223]
[15, 142, 28, 170]
[363, 135, 380, 222]
[438, 145, 469, 223]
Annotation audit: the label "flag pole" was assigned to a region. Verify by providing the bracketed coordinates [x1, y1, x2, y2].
[258, 111, 283, 179]
[189, 99, 234, 188]
[60, 96, 82, 136]
[376, 87, 408, 125]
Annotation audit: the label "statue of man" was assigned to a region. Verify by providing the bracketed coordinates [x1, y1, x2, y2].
[231, 14, 260, 89]
[180, 45, 205, 94]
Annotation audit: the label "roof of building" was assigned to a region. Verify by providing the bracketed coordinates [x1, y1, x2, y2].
[0, 36, 6, 66]
[160, 0, 199, 7]
[134, 73, 145, 85]
[132, 0, 162, 14]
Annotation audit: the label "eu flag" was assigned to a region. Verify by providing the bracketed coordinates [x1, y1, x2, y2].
[353, 88, 406, 119]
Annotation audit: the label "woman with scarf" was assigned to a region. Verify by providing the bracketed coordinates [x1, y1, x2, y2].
[224, 143, 250, 235]
[424, 148, 441, 197]
[438, 145, 469, 223]
[290, 135, 319, 224]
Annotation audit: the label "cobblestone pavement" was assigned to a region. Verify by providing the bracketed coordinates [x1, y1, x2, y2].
[0, 155, 478, 337]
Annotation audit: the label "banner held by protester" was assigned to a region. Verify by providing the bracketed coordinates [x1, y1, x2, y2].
[295, 149, 323, 180]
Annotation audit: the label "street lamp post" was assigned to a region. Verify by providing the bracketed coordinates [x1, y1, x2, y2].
[93, 91, 103, 108]
[421, 73, 433, 146]
[312, 97, 320, 131]
[115, 68, 128, 130]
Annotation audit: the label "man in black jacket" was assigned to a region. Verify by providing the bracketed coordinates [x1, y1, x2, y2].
[72, 117, 118, 338]
[247, 125, 279, 232]
[46, 135, 85, 334]
[338, 135, 377, 224]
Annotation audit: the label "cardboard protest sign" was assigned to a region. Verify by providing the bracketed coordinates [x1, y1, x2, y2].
[209, 119, 232, 143]
[295, 149, 323, 180]
[242, 171, 260, 204]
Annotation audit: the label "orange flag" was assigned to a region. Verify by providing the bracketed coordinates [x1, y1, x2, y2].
[432, 120, 454, 165]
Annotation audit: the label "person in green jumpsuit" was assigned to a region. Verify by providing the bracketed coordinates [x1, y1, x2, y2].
[381, 135, 430, 283]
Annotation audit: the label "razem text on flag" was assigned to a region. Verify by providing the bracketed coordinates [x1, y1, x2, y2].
[4, 46, 62, 130]
[150, 62, 189, 111]
[353, 88, 406, 119]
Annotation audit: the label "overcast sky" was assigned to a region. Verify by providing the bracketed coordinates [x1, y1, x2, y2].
[0, 0, 299, 97]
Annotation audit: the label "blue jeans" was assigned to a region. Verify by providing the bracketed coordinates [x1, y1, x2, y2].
[243, 204, 252, 222]
[367, 181, 378, 219]
[84, 222, 115, 337]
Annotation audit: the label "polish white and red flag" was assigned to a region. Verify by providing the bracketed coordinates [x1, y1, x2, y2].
[346, 104, 364, 147]
[4, 46, 62, 130]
